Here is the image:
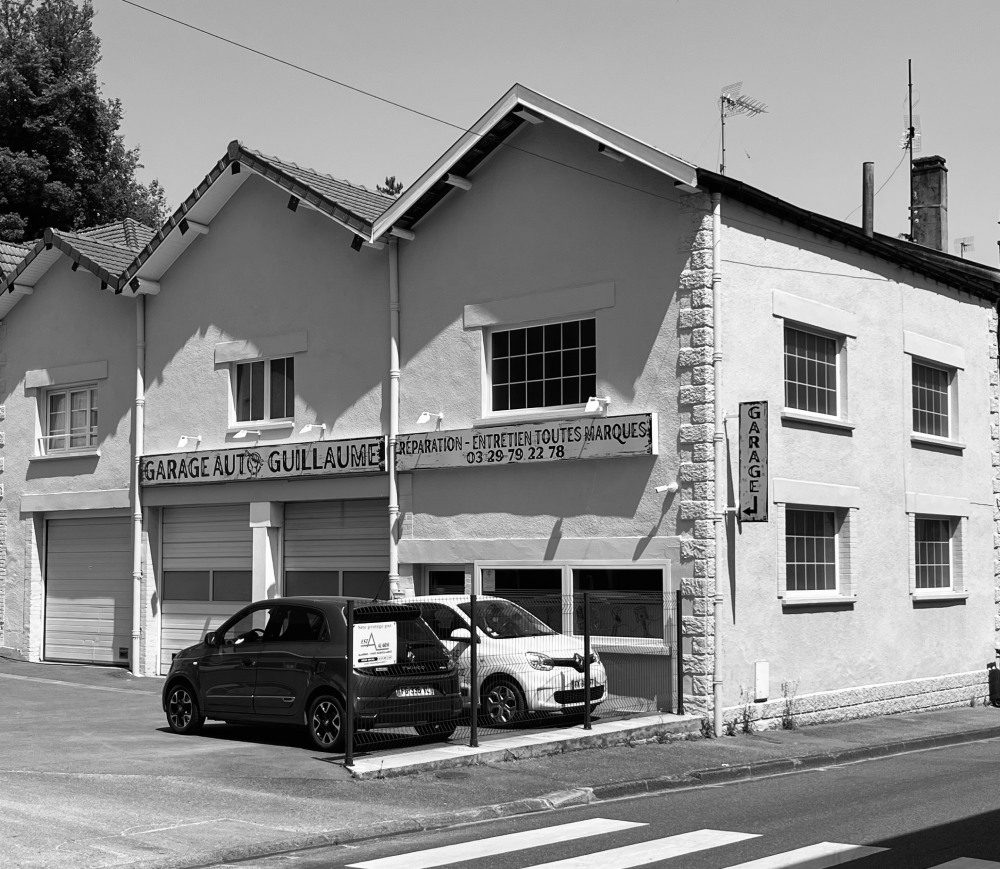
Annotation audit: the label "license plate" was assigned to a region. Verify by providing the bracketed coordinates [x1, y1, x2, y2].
[396, 686, 435, 698]
[571, 677, 597, 691]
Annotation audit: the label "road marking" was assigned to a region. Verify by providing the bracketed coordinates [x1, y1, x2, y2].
[346, 818, 645, 868]
[932, 860, 1000, 868]
[721, 841, 888, 867]
[521, 829, 760, 868]
[0, 672, 150, 694]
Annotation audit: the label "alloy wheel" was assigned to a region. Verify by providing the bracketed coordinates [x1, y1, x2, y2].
[311, 700, 342, 747]
[168, 688, 193, 730]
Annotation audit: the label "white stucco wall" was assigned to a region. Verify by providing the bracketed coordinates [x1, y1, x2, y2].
[0, 265, 137, 656]
[717, 199, 996, 720]
[396, 119, 690, 565]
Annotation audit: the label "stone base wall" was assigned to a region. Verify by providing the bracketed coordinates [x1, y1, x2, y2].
[723, 670, 988, 733]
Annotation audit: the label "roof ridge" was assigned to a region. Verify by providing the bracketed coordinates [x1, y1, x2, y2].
[55, 228, 139, 253]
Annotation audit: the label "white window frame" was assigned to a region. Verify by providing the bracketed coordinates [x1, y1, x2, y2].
[781, 322, 851, 429]
[782, 505, 842, 600]
[907, 356, 963, 451]
[229, 355, 295, 429]
[909, 512, 967, 600]
[472, 560, 673, 654]
[39, 383, 98, 455]
[480, 315, 598, 423]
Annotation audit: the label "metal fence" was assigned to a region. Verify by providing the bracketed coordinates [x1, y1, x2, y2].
[343, 590, 682, 767]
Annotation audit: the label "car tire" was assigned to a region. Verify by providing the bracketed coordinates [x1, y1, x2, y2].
[308, 694, 346, 752]
[165, 683, 205, 735]
[480, 677, 526, 726]
[415, 721, 457, 741]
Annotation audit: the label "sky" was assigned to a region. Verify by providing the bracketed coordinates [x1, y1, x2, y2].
[91, 0, 1000, 266]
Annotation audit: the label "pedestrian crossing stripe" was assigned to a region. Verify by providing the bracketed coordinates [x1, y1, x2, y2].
[521, 829, 760, 868]
[345, 818, 645, 869]
[720, 841, 888, 868]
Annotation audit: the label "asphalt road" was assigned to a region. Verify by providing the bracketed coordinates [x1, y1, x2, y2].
[226, 738, 1000, 868]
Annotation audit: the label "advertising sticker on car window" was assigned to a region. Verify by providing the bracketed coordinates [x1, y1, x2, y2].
[353, 621, 397, 666]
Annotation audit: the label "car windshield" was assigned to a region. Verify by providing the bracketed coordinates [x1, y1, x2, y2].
[457, 600, 556, 639]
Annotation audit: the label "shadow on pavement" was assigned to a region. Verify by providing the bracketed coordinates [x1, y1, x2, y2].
[849, 807, 1000, 867]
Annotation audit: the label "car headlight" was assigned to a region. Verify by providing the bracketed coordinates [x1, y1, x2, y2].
[525, 651, 554, 671]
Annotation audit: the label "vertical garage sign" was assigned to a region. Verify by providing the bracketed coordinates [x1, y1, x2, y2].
[739, 401, 768, 522]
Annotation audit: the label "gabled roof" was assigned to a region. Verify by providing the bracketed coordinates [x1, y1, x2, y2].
[124, 141, 395, 285]
[78, 218, 156, 251]
[372, 83, 699, 240]
[0, 240, 29, 279]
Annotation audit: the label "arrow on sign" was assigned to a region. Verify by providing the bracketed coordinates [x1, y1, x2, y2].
[742, 495, 758, 516]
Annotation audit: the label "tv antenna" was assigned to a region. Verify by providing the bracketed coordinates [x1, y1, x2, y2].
[954, 236, 974, 259]
[719, 82, 767, 175]
[903, 59, 919, 240]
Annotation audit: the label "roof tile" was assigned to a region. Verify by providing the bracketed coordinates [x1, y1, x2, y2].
[0, 241, 29, 279]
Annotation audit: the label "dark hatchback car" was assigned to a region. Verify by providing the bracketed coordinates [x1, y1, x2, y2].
[162, 596, 461, 751]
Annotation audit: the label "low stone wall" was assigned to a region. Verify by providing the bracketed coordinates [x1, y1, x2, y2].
[722, 670, 989, 732]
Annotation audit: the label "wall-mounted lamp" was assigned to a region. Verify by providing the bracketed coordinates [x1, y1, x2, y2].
[300, 423, 327, 437]
[416, 411, 445, 426]
[233, 429, 261, 440]
[584, 396, 612, 415]
[176, 435, 202, 449]
[654, 482, 680, 495]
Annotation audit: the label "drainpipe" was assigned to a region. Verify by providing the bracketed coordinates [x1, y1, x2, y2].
[130, 296, 145, 675]
[711, 191, 724, 737]
[388, 239, 401, 598]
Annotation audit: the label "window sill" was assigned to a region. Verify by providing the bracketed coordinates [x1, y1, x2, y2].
[226, 420, 294, 436]
[781, 595, 857, 608]
[29, 448, 101, 462]
[473, 406, 595, 427]
[780, 410, 856, 432]
[910, 433, 966, 452]
[911, 591, 968, 602]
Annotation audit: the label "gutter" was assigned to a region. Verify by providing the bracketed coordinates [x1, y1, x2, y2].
[388, 240, 401, 598]
[711, 192, 724, 738]
[130, 296, 145, 675]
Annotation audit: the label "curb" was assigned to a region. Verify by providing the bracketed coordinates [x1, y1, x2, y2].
[148, 724, 1000, 869]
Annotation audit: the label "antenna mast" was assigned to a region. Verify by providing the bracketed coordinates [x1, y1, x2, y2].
[907, 59, 915, 240]
[719, 82, 767, 175]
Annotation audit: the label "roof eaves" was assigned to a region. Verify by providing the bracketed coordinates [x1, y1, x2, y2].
[0, 238, 47, 293]
[46, 230, 129, 292]
[696, 169, 1000, 300]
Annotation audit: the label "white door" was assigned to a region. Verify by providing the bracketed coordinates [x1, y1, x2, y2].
[159, 504, 252, 673]
[44, 516, 132, 665]
[283, 499, 389, 598]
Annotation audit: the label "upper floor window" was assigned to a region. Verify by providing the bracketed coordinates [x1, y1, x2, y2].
[914, 516, 953, 590]
[234, 357, 294, 423]
[912, 360, 951, 439]
[785, 507, 839, 594]
[784, 326, 838, 417]
[489, 318, 596, 413]
[43, 385, 97, 453]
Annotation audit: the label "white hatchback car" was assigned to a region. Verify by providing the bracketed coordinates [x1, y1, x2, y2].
[412, 595, 608, 726]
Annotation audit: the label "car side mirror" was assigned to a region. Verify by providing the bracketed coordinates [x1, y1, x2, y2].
[450, 627, 472, 642]
[204, 631, 218, 647]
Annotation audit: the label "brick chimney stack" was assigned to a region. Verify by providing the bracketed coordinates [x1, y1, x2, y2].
[911, 155, 948, 251]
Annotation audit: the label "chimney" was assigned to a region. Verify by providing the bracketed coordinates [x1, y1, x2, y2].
[911, 155, 948, 251]
[862, 162, 874, 237]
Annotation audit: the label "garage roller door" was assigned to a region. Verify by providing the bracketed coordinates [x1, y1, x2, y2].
[160, 504, 252, 673]
[44, 516, 132, 665]
[283, 499, 388, 598]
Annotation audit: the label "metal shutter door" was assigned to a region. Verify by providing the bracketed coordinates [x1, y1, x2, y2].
[160, 504, 251, 673]
[44, 517, 132, 665]
[284, 499, 388, 574]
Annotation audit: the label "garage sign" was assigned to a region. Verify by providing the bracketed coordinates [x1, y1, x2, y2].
[739, 401, 768, 522]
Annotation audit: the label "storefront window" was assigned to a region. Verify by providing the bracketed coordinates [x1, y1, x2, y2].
[572, 568, 663, 639]
[485, 567, 563, 631]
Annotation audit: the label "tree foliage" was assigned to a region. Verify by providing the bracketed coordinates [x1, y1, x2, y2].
[377, 175, 403, 197]
[0, 0, 166, 241]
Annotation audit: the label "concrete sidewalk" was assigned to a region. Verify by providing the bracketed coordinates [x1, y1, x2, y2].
[4, 656, 1000, 869]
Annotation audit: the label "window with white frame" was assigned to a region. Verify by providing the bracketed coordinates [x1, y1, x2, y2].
[478, 563, 670, 646]
[914, 515, 954, 590]
[784, 507, 839, 594]
[911, 360, 952, 438]
[489, 318, 596, 413]
[42, 385, 98, 453]
[234, 356, 294, 423]
[783, 326, 839, 417]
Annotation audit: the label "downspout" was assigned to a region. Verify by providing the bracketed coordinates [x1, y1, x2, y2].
[711, 191, 724, 737]
[130, 295, 145, 675]
[388, 239, 401, 598]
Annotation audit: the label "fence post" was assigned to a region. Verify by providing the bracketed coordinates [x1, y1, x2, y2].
[344, 600, 355, 767]
[583, 591, 592, 731]
[469, 593, 479, 748]
[675, 588, 684, 716]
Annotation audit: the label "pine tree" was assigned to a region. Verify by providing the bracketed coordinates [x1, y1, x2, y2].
[377, 175, 404, 197]
[0, 0, 166, 241]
